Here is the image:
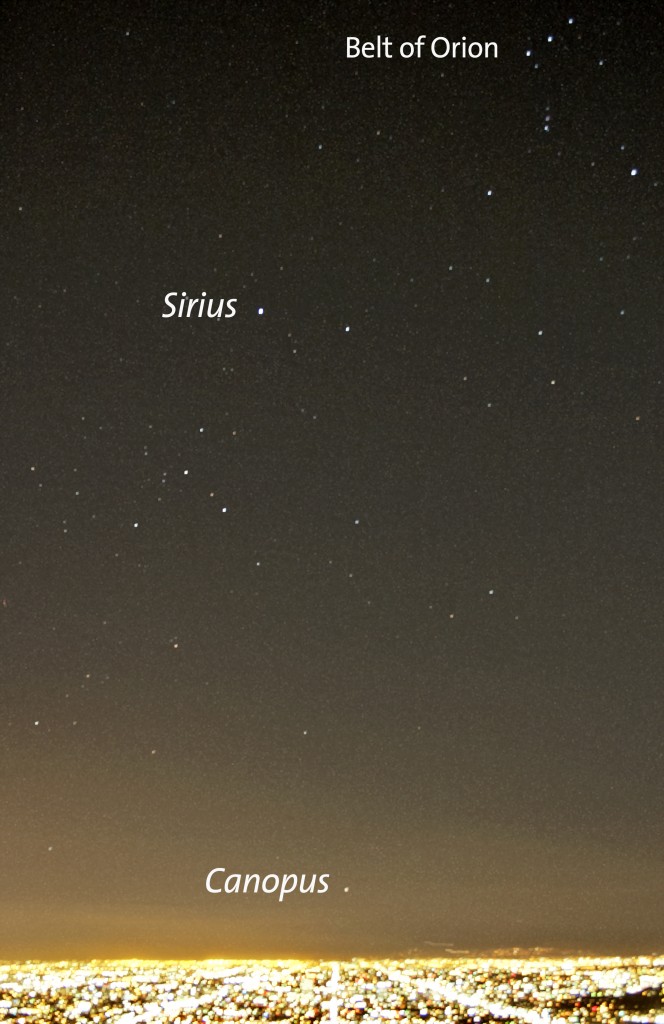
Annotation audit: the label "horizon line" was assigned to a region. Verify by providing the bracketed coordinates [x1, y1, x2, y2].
[3, 949, 664, 965]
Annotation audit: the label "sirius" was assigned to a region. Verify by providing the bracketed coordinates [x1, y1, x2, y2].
[162, 292, 237, 319]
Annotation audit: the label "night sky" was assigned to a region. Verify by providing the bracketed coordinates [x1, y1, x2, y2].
[2, 0, 663, 959]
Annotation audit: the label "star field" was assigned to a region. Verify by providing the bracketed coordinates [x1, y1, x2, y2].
[1, 0, 663, 958]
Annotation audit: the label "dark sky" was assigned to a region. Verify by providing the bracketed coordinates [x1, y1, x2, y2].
[2, 0, 663, 959]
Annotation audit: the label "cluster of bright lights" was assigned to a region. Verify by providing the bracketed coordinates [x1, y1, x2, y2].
[0, 956, 662, 1022]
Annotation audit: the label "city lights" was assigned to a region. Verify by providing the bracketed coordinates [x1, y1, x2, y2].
[0, 955, 662, 1022]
